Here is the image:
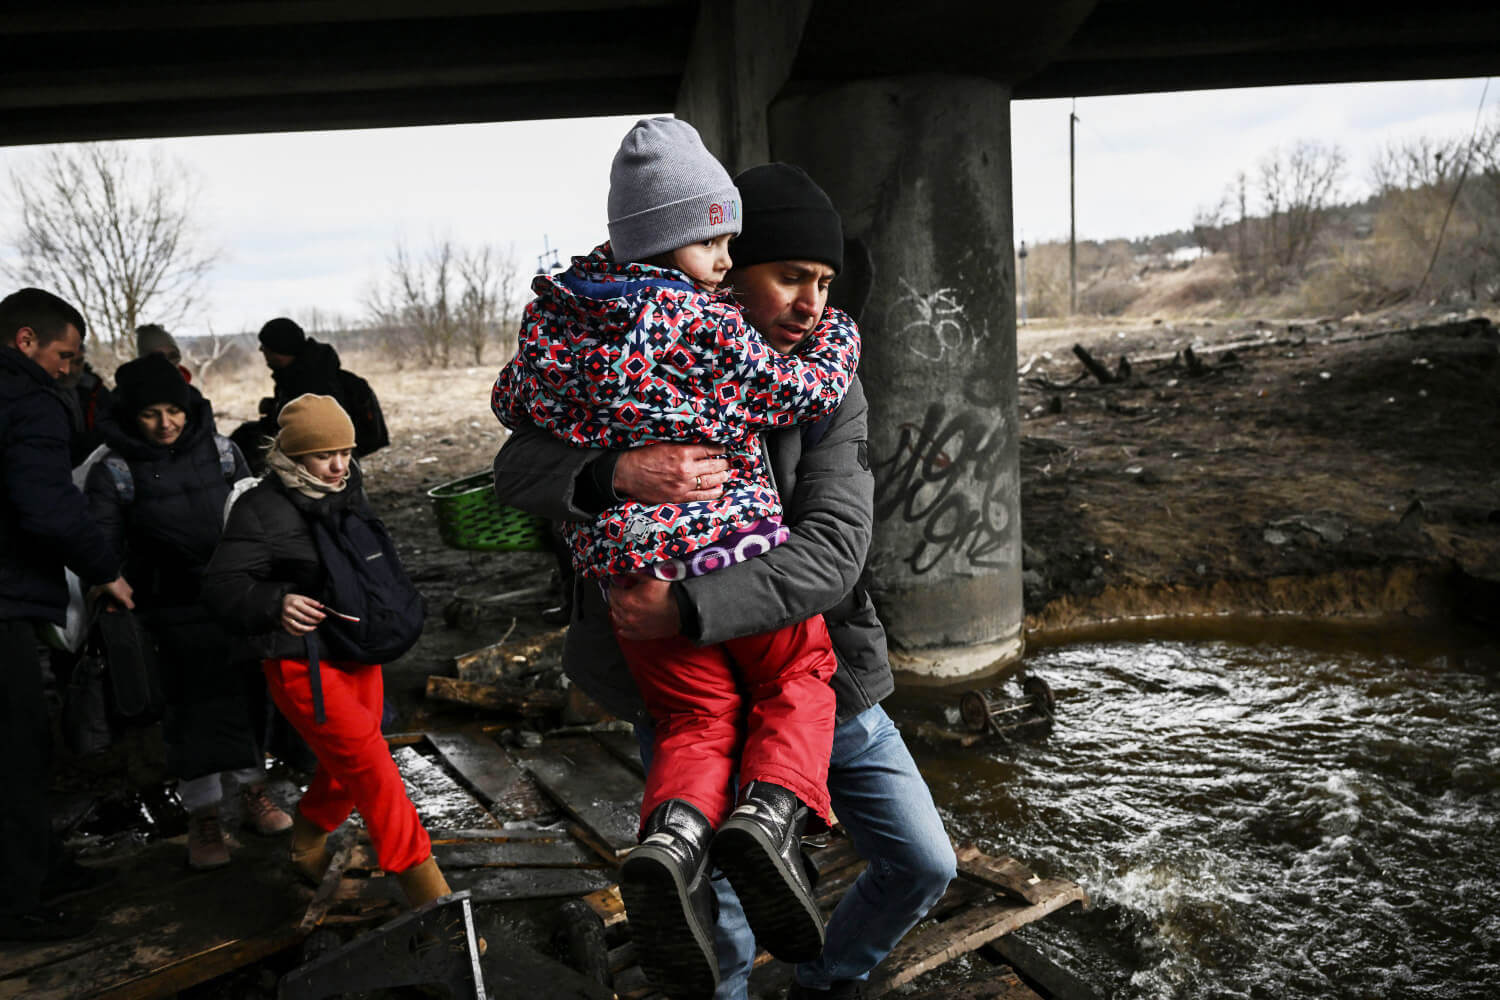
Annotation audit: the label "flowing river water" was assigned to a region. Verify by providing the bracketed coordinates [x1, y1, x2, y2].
[889, 623, 1500, 999]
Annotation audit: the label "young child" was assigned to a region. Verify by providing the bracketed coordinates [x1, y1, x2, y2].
[492, 117, 859, 998]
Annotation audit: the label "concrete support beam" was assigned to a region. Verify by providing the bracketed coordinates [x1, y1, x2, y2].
[771, 76, 1023, 677]
[673, 0, 811, 174]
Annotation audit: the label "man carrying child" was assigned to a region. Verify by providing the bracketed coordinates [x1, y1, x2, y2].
[495, 120, 955, 1000]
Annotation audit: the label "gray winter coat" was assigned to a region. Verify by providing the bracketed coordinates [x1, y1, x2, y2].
[492, 376, 893, 724]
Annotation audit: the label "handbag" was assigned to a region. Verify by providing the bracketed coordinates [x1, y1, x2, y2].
[93, 606, 166, 722]
[61, 652, 112, 755]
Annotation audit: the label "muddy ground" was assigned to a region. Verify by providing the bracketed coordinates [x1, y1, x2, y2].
[1011, 309, 1500, 636]
[198, 306, 1500, 720]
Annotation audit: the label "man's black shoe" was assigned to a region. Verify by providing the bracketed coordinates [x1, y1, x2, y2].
[787, 980, 868, 1000]
[0, 906, 95, 942]
[711, 780, 824, 963]
[620, 799, 719, 1000]
[41, 856, 117, 903]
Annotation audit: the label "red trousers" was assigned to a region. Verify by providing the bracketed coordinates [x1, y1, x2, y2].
[262, 658, 430, 874]
[617, 615, 838, 830]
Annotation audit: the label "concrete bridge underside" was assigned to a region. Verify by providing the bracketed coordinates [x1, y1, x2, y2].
[9, 0, 1500, 675]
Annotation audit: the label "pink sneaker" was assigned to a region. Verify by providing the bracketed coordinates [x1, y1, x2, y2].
[241, 785, 294, 836]
[187, 810, 230, 870]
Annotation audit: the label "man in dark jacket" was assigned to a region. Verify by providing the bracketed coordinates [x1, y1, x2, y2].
[493, 165, 955, 1000]
[230, 318, 387, 473]
[0, 287, 133, 941]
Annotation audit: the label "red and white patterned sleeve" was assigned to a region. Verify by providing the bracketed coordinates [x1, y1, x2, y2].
[711, 304, 862, 432]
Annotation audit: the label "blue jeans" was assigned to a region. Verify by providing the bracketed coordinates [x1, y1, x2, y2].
[636, 704, 956, 998]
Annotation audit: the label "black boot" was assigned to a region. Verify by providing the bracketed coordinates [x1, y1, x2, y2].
[711, 780, 824, 962]
[620, 799, 719, 1000]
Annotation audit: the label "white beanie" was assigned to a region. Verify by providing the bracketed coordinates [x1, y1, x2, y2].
[607, 117, 742, 262]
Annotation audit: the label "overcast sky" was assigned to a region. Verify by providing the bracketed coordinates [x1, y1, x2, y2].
[0, 76, 1490, 336]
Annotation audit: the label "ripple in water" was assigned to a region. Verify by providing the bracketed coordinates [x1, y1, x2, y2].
[891, 627, 1500, 1000]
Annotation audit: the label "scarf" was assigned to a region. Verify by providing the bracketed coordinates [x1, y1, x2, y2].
[265, 440, 347, 499]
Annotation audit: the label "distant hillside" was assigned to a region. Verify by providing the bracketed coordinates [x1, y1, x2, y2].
[1021, 133, 1500, 321]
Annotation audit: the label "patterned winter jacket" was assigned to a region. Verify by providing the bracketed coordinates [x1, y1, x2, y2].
[491, 244, 861, 579]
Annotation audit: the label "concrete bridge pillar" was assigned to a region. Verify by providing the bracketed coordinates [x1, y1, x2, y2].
[769, 76, 1023, 677]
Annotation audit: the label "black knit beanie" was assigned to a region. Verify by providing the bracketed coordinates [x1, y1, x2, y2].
[258, 317, 306, 355]
[114, 353, 190, 419]
[730, 163, 844, 273]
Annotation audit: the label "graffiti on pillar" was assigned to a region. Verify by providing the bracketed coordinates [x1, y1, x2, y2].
[872, 402, 1013, 575]
[886, 279, 993, 364]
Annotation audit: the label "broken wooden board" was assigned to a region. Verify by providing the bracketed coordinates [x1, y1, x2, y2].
[391, 744, 501, 831]
[425, 674, 567, 716]
[872, 881, 1088, 993]
[579, 885, 627, 928]
[454, 630, 568, 684]
[589, 726, 647, 779]
[984, 934, 1104, 1000]
[425, 728, 535, 819]
[956, 844, 1060, 907]
[511, 736, 644, 857]
[0, 836, 307, 1000]
[481, 933, 616, 1000]
[342, 830, 604, 874]
[448, 866, 616, 902]
[318, 877, 402, 926]
[453, 638, 521, 682]
[300, 843, 355, 931]
[437, 837, 605, 870]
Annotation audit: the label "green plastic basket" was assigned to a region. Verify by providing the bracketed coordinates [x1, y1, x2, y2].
[427, 472, 549, 552]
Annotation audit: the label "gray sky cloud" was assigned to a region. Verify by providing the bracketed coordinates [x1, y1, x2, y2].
[0, 78, 1490, 336]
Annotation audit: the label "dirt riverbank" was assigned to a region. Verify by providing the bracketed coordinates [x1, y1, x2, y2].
[1013, 309, 1500, 637]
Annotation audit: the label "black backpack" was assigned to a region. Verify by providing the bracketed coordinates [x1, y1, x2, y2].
[336, 370, 390, 457]
[303, 501, 424, 722]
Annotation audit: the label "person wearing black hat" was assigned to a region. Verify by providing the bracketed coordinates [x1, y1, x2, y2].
[86, 354, 292, 872]
[229, 318, 387, 474]
[493, 163, 955, 1000]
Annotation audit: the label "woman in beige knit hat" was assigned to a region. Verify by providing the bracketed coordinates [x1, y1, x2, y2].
[202, 394, 453, 911]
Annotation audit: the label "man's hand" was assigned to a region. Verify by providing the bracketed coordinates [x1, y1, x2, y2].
[610, 576, 682, 642]
[94, 575, 135, 610]
[281, 593, 326, 636]
[614, 443, 729, 504]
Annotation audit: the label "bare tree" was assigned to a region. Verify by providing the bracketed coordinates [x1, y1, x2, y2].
[183, 327, 243, 384]
[1256, 140, 1346, 282]
[5, 143, 215, 354]
[366, 238, 522, 367]
[1370, 134, 1464, 194]
[366, 240, 457, 367]
[455, 245, 524, 365]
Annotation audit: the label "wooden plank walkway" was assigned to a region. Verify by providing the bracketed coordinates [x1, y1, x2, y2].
[2, 722, 1086, 999]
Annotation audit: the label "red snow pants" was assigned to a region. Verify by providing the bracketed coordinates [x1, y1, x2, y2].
[617, 614, 838, 831]
[262, 658, 430, 874]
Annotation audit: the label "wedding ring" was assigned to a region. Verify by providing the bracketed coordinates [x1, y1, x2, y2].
[696, 475, 703, 490]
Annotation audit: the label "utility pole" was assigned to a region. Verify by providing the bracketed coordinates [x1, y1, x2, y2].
[1069, 101, 1078, 315]
[1017, 240, 1029, 326]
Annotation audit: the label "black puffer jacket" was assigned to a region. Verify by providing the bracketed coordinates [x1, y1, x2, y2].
[84, 391, 249, 608]
[200, 462, 366, 661]
[0, 347, 119, 623]
[271, 340, 345, 412]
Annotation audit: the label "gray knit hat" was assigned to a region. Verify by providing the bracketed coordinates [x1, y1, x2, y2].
[607, 117, 742, 262]
[136, 323, 181, 363]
